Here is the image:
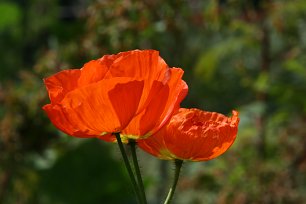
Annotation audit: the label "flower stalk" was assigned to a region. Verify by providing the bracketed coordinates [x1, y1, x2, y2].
[164, 159, 183, 204]
[129, 140, 147, 204]
[114, 133, 142, 204]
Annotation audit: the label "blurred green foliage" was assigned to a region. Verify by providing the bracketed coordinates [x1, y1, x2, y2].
[1, 0, 306, 203]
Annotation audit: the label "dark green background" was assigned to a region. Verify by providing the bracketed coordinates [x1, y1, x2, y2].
[1, 0, 306, 203]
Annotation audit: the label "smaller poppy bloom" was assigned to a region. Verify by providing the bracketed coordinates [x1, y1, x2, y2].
[138, 108, 239, 161]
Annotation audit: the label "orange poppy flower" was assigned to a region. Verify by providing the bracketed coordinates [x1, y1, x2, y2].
[43, 50, 188, 142]
[138, 108, 239, 161]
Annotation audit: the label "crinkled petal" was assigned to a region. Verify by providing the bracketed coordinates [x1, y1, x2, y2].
[137, 126, 173, 160]
[165, 109, 239, 161]
[139, 109, 239, 161]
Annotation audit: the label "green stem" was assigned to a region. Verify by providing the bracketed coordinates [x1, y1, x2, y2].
[114, 133, 142, 204]
[129, 140, 147, 204]
[163, 159, 183, 204]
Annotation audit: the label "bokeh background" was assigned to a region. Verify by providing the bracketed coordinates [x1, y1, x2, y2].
[1, 0, 306, 203]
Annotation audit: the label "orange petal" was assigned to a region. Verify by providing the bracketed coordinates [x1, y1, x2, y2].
[108, 79, 145, 133]
[43, 69, 81, 103]
[139, 109, 239, 161]
[137, 126, 172, 159]
[106, 50, 168, 80]
[121, 81, 168, 138]
[148, 68, 188, 134]
[121, 68, 188, 138]
[165, 109, 239, 161]
[43, 104, 100, 137]
[105, 50, 169, 113]
[77, 60, 109, 86]
[44, 78, 144, 138]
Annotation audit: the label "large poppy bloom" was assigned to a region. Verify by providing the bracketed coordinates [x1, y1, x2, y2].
[138, 108, 239, 161]
[43, 50, 188, 142]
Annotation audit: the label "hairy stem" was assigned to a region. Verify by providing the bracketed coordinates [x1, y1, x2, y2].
[164, 159, 183, 204]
